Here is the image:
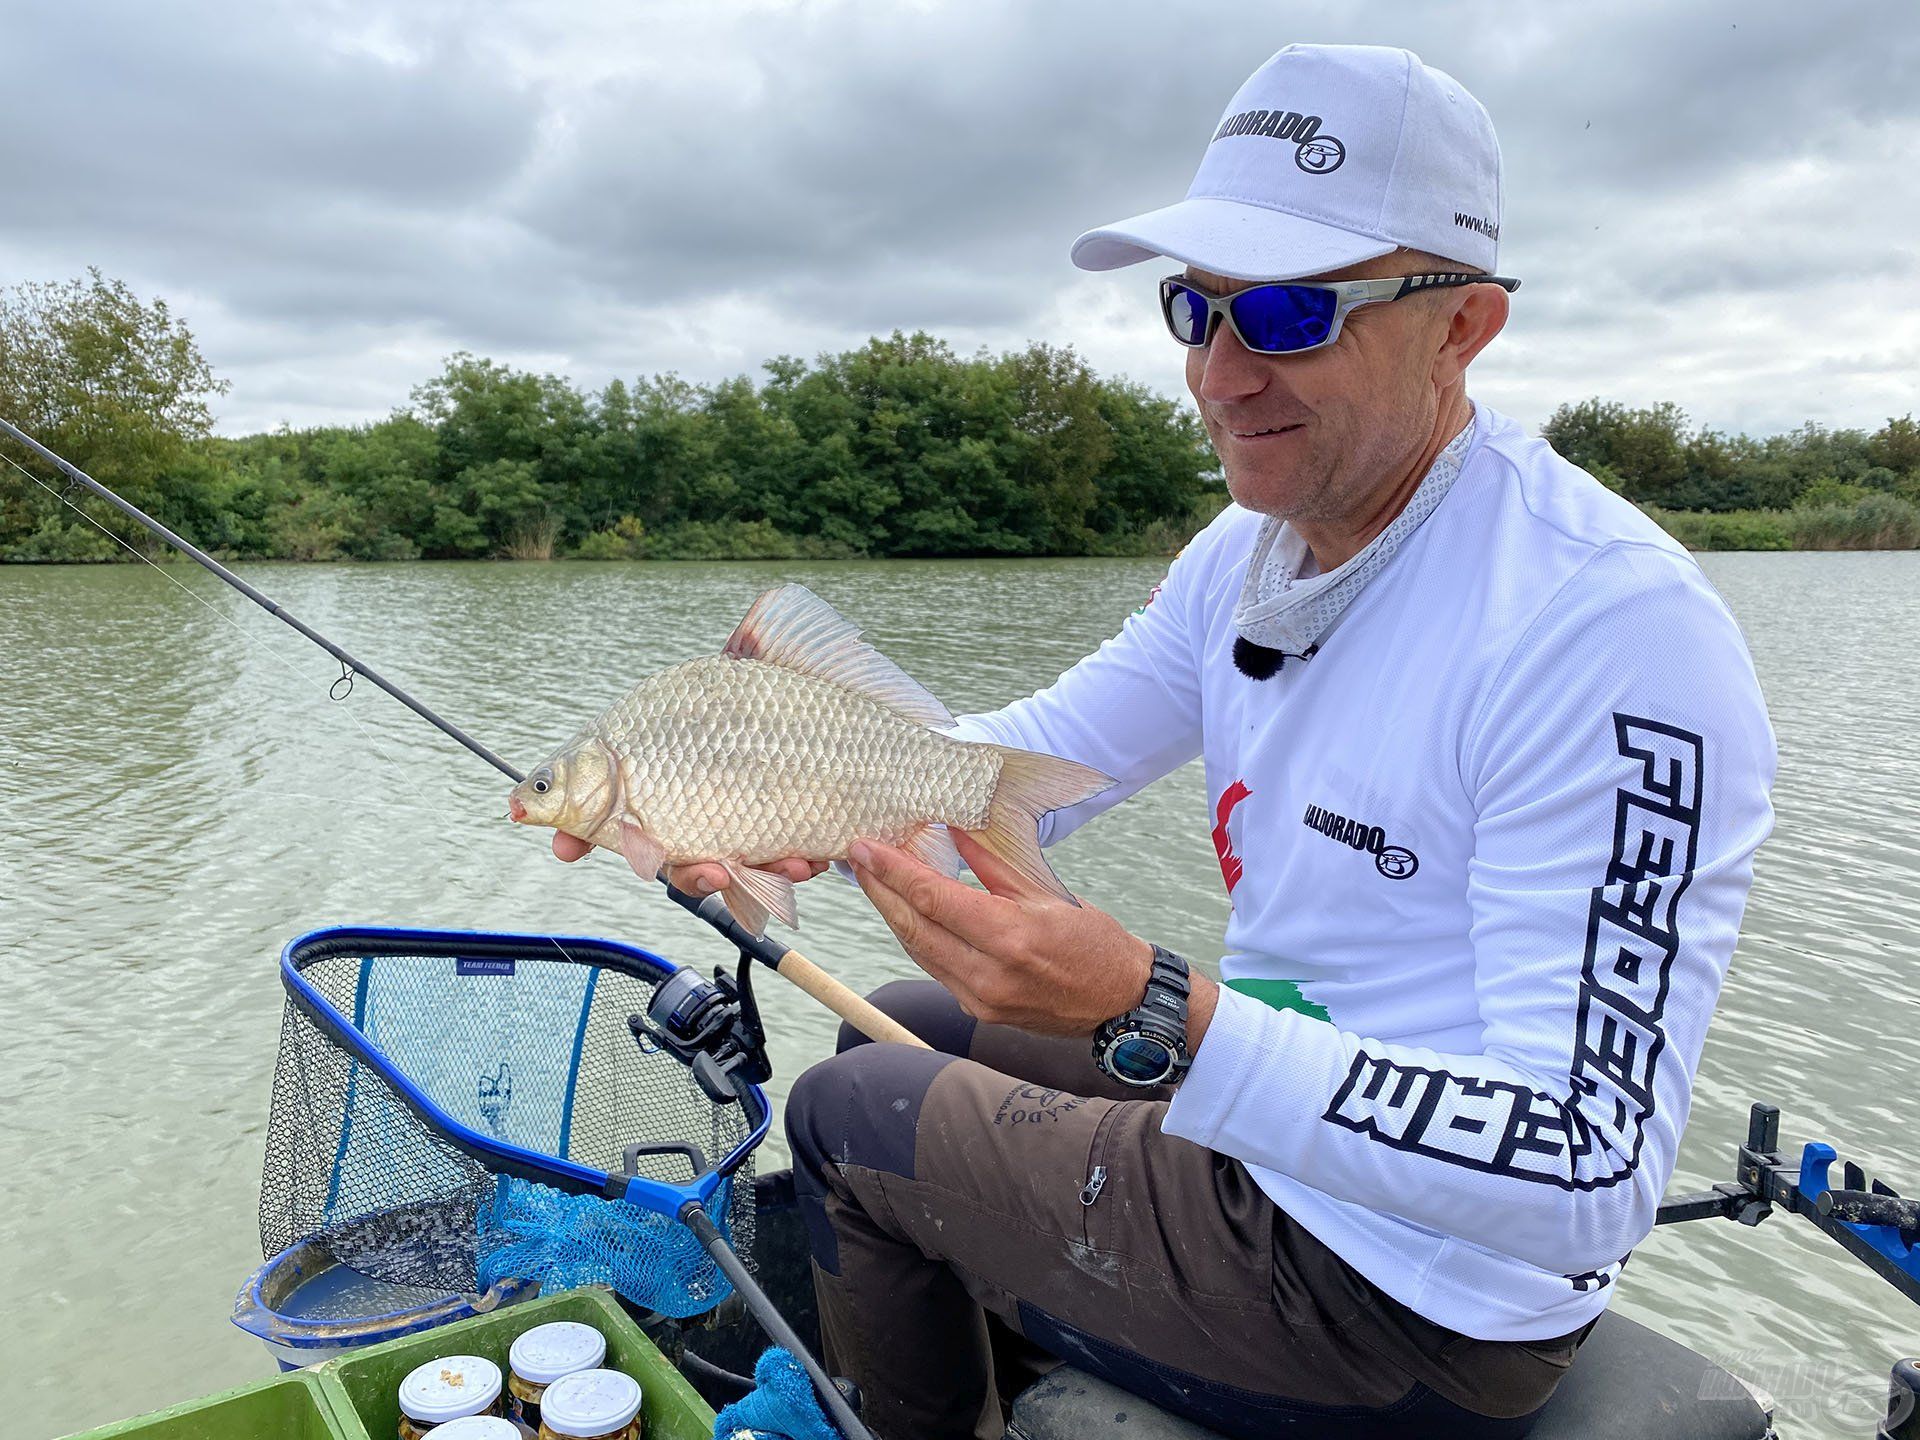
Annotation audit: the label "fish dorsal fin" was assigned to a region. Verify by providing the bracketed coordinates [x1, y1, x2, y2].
[722, 584, 953, 728]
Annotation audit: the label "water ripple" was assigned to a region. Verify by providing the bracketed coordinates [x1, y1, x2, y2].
[1, 552, 1916, 1438]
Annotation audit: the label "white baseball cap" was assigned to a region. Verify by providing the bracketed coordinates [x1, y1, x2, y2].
[1072, 44, 1503, 281]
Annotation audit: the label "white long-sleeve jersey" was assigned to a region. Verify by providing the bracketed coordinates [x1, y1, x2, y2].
[951, 402, 1776, 1341]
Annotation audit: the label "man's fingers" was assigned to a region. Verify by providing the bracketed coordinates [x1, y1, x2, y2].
[766, 857, 829, 883]
[666, 862, 734, 896]
[850, 839, 1012, 943]
[850, 853, 995, 990]
[548, 835, 822, 892]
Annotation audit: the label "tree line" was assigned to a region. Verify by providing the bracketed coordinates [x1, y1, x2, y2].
[0, 272, 1219, 563]
[1542, 399, 1920, 549]
[2, 272, 1916, 562]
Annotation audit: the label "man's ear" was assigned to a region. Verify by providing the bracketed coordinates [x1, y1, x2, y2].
[1432, 284, 1508, 387]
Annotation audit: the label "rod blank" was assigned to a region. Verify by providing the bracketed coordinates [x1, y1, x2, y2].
[1, 415, 923, 1047]
[5, 413, 878, 1438]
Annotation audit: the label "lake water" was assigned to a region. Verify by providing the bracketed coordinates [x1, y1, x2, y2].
[2, 552, 1916, 1438]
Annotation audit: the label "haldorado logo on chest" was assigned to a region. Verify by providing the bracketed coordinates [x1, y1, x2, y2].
[1301, 801, 1419, 879]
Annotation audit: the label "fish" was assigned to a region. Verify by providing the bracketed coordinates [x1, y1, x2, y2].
[508, 583, 1115, 934]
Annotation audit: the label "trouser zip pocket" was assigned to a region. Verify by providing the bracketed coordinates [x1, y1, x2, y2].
[1079, 1164, 1108, 1207]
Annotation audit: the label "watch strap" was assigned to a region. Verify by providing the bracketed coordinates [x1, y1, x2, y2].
[1092, 945, 1193, 1086]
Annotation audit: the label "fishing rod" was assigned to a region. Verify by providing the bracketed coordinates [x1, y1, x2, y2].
[0, 416, 925, 1052]
[4, 417, 902, 1435]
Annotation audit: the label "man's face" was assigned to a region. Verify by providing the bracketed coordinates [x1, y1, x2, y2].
[1183, 252, 1457, 525]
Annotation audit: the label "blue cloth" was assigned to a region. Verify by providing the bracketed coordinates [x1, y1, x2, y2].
[712, 1347, 842, 1440]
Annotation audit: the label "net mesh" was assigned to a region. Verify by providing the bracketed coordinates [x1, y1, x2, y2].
[261, 940, 754, 1319]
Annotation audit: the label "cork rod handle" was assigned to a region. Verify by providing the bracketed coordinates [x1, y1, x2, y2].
[774, 949, 932, 1049]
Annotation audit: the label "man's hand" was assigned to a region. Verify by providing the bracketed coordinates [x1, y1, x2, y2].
[847, 830, 1216, 1043]
[547, 831, 826, 892]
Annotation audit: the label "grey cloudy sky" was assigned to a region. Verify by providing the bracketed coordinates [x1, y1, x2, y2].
[3, 0, 1916, 440]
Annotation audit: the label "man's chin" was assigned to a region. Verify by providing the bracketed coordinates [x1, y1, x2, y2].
[1224, 464, 1320, 521]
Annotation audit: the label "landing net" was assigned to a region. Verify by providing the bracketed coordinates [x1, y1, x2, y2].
[260, 928, 758, 1318]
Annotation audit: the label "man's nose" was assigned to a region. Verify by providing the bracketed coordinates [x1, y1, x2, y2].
[1195, 319, 1272, 405]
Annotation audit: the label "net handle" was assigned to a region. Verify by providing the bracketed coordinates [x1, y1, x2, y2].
[684, 1204, 877, 1440]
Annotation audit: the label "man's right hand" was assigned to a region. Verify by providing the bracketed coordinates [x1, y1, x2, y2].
[549, 831, 825, 894]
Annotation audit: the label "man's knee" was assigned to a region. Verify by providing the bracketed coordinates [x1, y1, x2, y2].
[788, 1041, 956, 1182]
[787, 1042, 958, 1274]
[836, 978, 977, 1057]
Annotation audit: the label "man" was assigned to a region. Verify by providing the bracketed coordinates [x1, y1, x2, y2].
[565, 42, 1776, 1440]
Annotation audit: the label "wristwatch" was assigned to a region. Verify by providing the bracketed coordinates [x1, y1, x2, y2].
[1092, 945, 1192, 1088]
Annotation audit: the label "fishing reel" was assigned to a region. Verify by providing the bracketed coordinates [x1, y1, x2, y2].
[632, 954, 774, 1105]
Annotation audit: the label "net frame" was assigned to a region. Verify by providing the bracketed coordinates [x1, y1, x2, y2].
[261, 925, 770, 1315]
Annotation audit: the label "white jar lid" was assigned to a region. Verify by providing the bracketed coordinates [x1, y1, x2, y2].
[398, 1355, 503, 1424]
[539, 1368, 642, 1436]
[422, 1418, 523, 1439]
[508, 1321, 607, 1385]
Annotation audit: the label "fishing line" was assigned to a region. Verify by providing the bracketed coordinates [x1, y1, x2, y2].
[3, 424, 888, 1438]
[0, 421, 926, 1053]
[0, 439, 594, 974]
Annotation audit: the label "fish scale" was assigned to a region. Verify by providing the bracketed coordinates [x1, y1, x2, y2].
[510, 584, 1114, 934]
[596, 657, 999, 863]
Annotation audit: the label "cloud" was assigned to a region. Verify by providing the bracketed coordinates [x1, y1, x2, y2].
[0, 0, 1913, 439]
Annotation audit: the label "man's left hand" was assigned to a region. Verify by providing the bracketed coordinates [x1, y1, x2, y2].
[848, 831, 1209, 1040]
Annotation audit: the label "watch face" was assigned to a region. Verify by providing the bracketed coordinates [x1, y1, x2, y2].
[1107, 1032, 1176, 1086]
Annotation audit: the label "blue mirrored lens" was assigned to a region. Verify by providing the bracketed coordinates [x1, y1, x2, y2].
[1164, 283, 1211, 345]
[1228, 285, 1338, 352]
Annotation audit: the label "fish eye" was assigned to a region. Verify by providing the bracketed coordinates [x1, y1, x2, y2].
[531, 768, 553, 795]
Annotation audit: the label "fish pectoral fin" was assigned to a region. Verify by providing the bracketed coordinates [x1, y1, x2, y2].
[721, 583, 954, 729]
[618, 821, 666, 881]
[719, 886, 770, 937]
[723, 860, 800, 931]
[904, 822, 963, 879]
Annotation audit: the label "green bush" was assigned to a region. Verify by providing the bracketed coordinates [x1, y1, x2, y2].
[1546, 400, 1920, 515]
[8, 268, 1917, 564]
[1783, 492, 1920, 549]
[1640, 506, 1792, 551]
[1088, 489, 1232, 557]
[574, 515, 647, 560]
[1792, 478, 1874, 510]
[642, 519, 859, 561]
[0, 513, 125, 562]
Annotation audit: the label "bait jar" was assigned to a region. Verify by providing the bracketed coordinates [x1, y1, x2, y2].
[537, 1367, 643, 1440]
[398, 1354, 505, 1440]
[508, 1321, 607, 1429]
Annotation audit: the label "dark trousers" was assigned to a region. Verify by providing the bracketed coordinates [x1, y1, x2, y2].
[785, 980, 1588, 1440]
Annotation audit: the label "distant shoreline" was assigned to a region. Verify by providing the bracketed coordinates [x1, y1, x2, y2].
[1640, 504, 1920, 552]
[8, 273, 1917, 565]
[8, 503, 1919, 565]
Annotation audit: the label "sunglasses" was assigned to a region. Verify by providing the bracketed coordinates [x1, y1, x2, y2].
[1159, 272, 1522, 355]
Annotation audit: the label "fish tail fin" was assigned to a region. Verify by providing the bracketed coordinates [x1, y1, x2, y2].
[967, 747, 1115, 901]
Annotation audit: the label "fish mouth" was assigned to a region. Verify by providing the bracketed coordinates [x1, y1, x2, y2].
[508, 795, 527, 822]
